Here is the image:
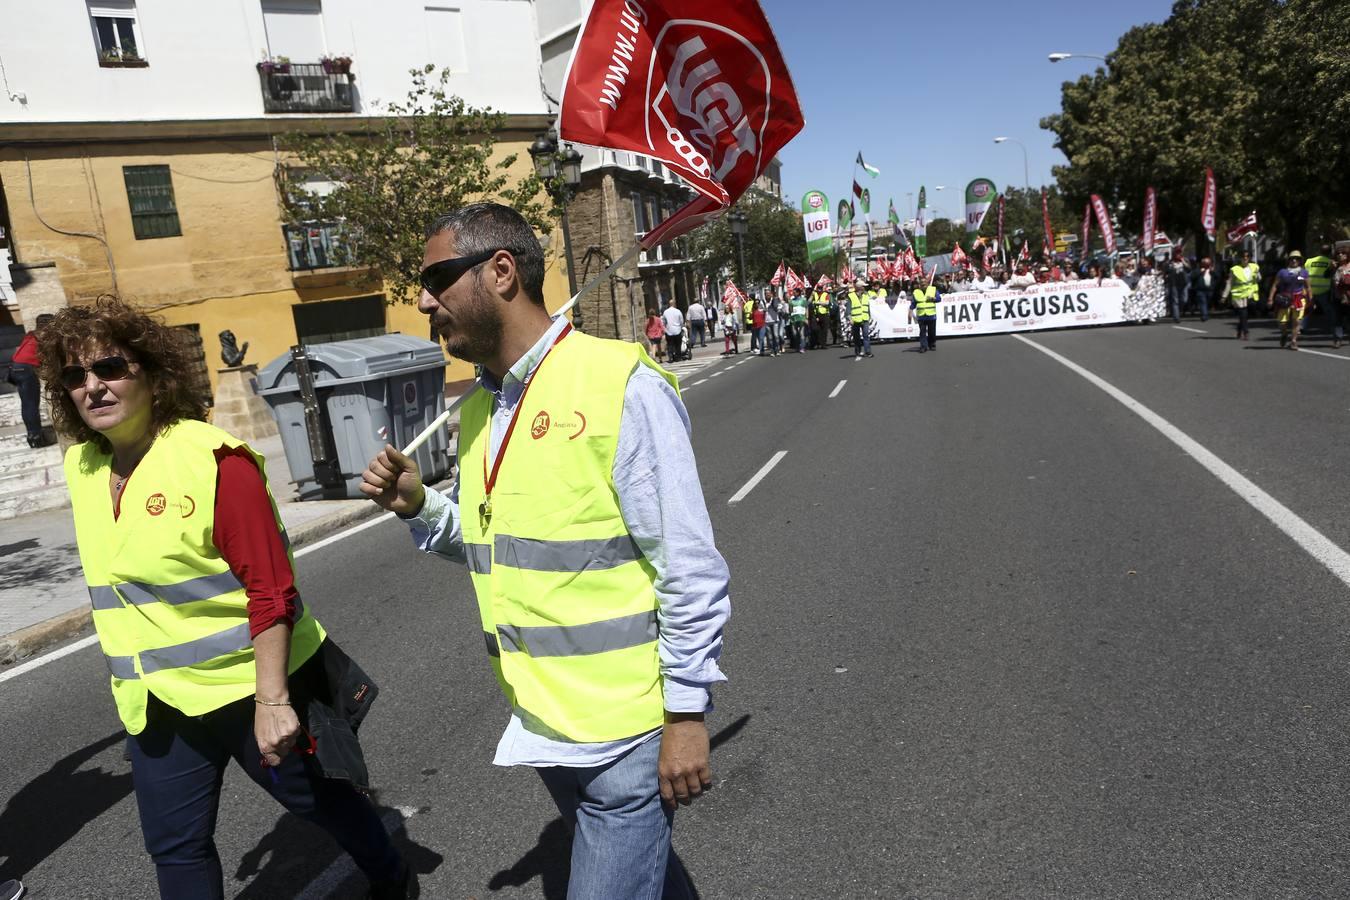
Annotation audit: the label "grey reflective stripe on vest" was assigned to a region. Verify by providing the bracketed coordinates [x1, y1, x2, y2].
[496, 609, 657, 658]
[116, 570, 246, 607]
[484, 630, 500, 657]
[139, 622, 253, 674]
[89, 586, 122, 610]
[465, 543, 492, 575]
[105, 654, 138, 679]
[493, 534, 642, 572]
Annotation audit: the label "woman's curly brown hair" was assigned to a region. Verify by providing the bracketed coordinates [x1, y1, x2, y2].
[36, 297, 208, 451]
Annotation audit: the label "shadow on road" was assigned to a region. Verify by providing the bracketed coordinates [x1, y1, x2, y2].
[0, 731, 133, 883]
[233, 800, 443, 898]
[486, 715, 750, 898]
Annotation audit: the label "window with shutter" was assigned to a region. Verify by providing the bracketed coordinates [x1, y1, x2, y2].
[123, 165, 182, 240]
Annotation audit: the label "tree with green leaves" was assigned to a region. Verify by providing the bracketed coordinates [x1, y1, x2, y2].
[1041, 0, 1350, 253]
[686, 193, 807, 286]
[280, 65, 554, 302]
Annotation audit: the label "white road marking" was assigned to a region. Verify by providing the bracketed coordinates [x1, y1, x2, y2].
[1173, 325, 1208, 334]
[691, 378, 709, 386]
[294, 806, 419, 899]
[1294, 348, 1350, 362]
[0, 634, 100, 684]
[728, 451, 788, 504]
[295, 511, 396, 557]
[1014, 334, 1350, 589]
[710, 371, 722, 377]
[829, 380, 847, 398]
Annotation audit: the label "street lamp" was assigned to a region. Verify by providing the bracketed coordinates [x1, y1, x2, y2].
[728, 209, 748, 286]
[1048, 52, 1108, 65]
[993, 136, 1030, 192]
[529, 130, 585, 327]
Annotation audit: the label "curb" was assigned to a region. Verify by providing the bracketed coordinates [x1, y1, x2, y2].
[0, 605, 91, 666]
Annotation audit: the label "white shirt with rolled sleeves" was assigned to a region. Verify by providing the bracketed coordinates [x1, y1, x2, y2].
[403, 315, 730, 767]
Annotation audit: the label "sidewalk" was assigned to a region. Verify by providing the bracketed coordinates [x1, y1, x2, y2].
[0, 430, 449, 664]
[0, 347, 724, 666]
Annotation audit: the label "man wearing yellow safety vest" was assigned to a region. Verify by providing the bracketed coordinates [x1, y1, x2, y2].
[1225, 249, 1260, 340]
[810, 287, 831, 349]
[845, 282, 873, 359]
[362, 203, 730, 899]
[1305, 245, 1336, 340]
[910, 275, 941, 353]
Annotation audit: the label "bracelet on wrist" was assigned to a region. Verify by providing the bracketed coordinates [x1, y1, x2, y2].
[254, 697, 291, 707]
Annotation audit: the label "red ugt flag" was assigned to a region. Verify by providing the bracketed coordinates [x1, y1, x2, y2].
[1201, 167, 1217, 242]
[950, 243, 968, 268]
[1090, 194, 1116, 255]
[559, 0, 804, 249]
[769, 261, 786, 287]
[1142, 187, 1157, 253]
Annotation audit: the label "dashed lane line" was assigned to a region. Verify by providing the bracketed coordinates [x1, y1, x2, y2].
[1173, 325, 1209, 334]
[829, 380, 847, 398]
[1014, 334, 1350, 590]
[1293, 347, 1350, 363]
[728, 451, 788, 504]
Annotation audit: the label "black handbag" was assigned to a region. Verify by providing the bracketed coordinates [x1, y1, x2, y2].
[295, 639, 380, 790]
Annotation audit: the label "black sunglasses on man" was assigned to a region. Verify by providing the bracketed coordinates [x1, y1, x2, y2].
[419, 248, 506, 298]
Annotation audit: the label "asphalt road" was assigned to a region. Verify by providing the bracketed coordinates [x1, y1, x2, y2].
[3, 313, 1349, 899]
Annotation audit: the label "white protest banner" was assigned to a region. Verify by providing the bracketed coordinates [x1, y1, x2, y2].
[868, 279, 1139, 341]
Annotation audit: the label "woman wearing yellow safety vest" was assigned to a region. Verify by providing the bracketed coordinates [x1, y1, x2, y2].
[37, 299, 411, 900]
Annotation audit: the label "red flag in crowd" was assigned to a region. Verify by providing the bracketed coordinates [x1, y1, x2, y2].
[787, 267, 806, 291]
[1201, 167, 1217, 242]
[1040, 189, 1054, 255]
[982, 242, 997, 272]
[1017, 241, 1031, 267]
[1089, 194, 1116, 255]
[769, 261, 786, 287]
[1142, 187, 1157, 253]
[1081, 203, 1091, 256]
[996, 194, 1006, 252]
[903, 248, 920, 279]
[815, 273, 834, 291]
[721, 278, 744, 308]
[559, 0, 804, 249]
[1226, 210, 1259, 243]
[950, 243, 968, 268]
[700, 275, 709, 303]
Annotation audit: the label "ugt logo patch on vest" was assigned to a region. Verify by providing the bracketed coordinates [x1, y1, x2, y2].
[530, 410, 551, 440]
[530, 409, 589, 441]
[145, 493, 167, 516]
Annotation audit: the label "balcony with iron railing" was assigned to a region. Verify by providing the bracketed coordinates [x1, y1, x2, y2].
[259, 62, 354, 114]
[636, 235, 690, 267]
[284, 221, 351, 271]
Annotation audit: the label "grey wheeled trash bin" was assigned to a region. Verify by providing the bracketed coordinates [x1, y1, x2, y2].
[256, 334, 451, 500]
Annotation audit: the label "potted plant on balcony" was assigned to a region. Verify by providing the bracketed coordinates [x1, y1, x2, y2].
[256, 54, 292, 75]
[320, 55, 352, 75]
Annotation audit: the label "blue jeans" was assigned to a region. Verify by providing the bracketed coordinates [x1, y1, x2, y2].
[751, 326, 766, 353]
[129, 684, 402, 899]
[6, 363, 42, 441]
[851, 321, 871, 355]
[1167, 282, 1188, 320]
[537, 735, 693, 900]
[1311, 292, 1338, 336]
[1193, 289, 1211, 321]
[917, 315, 937, 350]
[690, 320, 706, 346]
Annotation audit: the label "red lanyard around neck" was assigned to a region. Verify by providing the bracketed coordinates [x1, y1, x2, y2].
[478, 324, 572, 527]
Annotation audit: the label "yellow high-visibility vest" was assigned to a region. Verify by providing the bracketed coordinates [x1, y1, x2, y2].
[913, 285, 938, 317]
[65, 419, 325, 734]
[812, 292, 830, 315]
[743, 299, 755, 325]
[1230, 262, 1260, 300]
[458, 331, 674, 743]
[848, 291, 869, 323]
[1306, 255, 1333, 295]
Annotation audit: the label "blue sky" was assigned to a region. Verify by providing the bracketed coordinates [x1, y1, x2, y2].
[763, 0, 1175, 221]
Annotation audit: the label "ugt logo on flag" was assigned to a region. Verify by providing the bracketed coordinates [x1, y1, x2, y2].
[559, 0, 803, 248]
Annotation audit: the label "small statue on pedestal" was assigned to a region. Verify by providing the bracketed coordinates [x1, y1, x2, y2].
[219, 330, 249, 367]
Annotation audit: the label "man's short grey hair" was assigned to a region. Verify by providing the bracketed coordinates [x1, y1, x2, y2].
[426, 202, 546, 305]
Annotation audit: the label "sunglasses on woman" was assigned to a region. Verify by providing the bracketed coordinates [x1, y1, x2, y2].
[61, 356, 134, 390]
[419, 248, 504, 298]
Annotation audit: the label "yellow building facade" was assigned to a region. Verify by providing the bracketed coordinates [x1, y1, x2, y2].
[1, 116, 570, 398]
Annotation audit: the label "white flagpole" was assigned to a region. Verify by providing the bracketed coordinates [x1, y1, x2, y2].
[401, 240, 645, 456]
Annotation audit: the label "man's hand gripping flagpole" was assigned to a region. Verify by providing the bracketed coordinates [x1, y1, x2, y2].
[399, 0, 803, 458]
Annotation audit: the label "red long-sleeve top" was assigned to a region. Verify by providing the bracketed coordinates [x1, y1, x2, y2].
[112, 446, 298, 637]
